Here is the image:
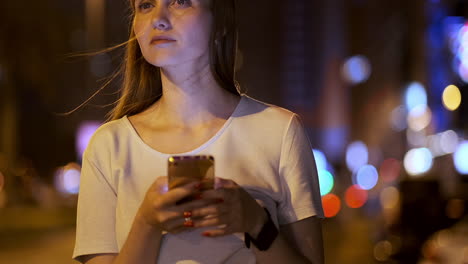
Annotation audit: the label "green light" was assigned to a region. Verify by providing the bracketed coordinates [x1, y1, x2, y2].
[319, 170, 334, 196]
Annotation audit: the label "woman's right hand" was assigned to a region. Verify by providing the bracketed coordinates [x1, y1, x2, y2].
[136, 176, 207, 234]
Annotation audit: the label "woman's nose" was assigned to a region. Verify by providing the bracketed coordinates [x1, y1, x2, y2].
[151, 5, 171, 31]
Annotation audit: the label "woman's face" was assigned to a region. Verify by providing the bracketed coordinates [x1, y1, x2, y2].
[133, 0, 213, 67]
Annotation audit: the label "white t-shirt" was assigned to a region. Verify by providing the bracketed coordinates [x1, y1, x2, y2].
[73, 95, 324, 263]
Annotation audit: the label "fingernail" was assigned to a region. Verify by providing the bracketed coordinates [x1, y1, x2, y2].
[183, 211, 192, 218]
[184, 221, 194, 227]
[202, 232, 211, 237]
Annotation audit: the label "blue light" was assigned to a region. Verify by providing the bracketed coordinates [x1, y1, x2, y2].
[313, 149, 327, 171]
[404, 82, 427, 111]
[76, 121, 101, 159]
[454, 141, 468, 174]
[342, 55, 371, 84]
[63, 169, 81, 194]
[346, 141, 369, 172]
[318, 170, 334, 196]
[356, 165, 379, 190]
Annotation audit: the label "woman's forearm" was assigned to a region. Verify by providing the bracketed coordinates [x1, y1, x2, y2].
[112, 214, 163, 264]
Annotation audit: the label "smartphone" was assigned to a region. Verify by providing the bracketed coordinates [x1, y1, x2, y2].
[168, 155, 215, 204]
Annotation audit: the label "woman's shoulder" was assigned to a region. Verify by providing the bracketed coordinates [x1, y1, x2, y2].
[83, 116, 130, 158]
[238, 94, 299, 125]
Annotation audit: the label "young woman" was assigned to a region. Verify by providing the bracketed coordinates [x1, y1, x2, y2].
[73, 0, 324, 263]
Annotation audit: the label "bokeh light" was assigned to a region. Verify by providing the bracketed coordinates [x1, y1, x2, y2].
[380, 186, 400, 209]
[407, 105, 432, 131]
[345, 185, 368, 209]
[379, 158, 401, 183]
[355, 165, 379, 190]
[390, 105, 408, 132]
[322, 193, 341, 218]
[76, 121, 101, 159]
[318, 170, 334, 196]
[374, 240, 393, 262]
[403, 148, 434, 176]
[55, 163, 81, 195]
[346, 141, 369, 172]
[404, 82, 427, 111]
[459, 64, 468, 83]
[406, 129, 426, 147]
[342, 55, 372, 84]
[454, 140, 468, 174]
[440, 130, 459, 154]
[442, 85, 462, 111]
[313, 149, 327, 171]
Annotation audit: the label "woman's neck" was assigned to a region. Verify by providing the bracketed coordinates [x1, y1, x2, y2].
[150, 62, 239, 128]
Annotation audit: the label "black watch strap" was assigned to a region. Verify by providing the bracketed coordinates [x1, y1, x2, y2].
[244, 207, 278, 251]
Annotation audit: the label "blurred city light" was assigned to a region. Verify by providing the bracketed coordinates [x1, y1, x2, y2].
[455, 23, 468, 83]
[76, 121, 101, 159]
[427, 134, 444, 156]
[459, 64, 468, 83]
[390, 105, 408, 132]
[345, 185, 368, 209]
[404, 82, 427, 111]
[439, 130, 459, 154]
[341, 55, 371, 84]
[313, 149, 327, 171]
[454, 140, 468, 174]
[346, 141, 369, 172]
[442, 85, 462, 111]
[355, 165, 379, 190]
[379, 158, 401, 183]
[318, 170, 334, 196]
[380, 186, 400, 209]
[374, 240, 393, 262]
[407, 105, 432, 132]
[406, 129, 426, 147]
[322, 193, 341, 218]
[403, 148, 434, 176]
[55, 163, 81, 195]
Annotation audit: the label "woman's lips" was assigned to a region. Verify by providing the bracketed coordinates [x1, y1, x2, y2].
[151, 38, 176, 46]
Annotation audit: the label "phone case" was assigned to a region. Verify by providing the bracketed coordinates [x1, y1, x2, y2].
[168, 155, 215, 204]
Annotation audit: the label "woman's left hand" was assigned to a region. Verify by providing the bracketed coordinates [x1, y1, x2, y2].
[190, 177, 267, 237]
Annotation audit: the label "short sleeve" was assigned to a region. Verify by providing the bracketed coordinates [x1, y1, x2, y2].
[277, 114, 324, 225]
[72, 151, 119, 262]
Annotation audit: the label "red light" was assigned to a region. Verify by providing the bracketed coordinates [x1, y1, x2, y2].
[345, 185, 368, 208]
[322, 193, 341, 218]
[379, 158, 401, 183]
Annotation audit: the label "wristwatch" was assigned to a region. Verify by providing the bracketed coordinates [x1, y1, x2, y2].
[244, 207, 278, 251]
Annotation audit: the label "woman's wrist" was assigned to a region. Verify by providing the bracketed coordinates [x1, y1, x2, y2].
[247, 206, 268, 239]
[135, 211, 163, 235]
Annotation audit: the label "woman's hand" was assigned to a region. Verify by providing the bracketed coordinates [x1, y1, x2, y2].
[190, 177, 268, 238]
[136, 176, 212, 234]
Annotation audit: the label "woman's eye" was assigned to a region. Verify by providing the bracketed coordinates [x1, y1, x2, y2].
[171, 0, 192, 9]
[138, 2, 154, 11]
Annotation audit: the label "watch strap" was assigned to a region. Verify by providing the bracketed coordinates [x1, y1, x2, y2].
[244, 207, 278, 251]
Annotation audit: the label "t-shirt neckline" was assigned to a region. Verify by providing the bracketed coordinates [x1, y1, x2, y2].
[123, 95, 245, 156]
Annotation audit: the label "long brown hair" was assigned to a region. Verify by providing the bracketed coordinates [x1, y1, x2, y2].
[107, 0, 240, 121]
